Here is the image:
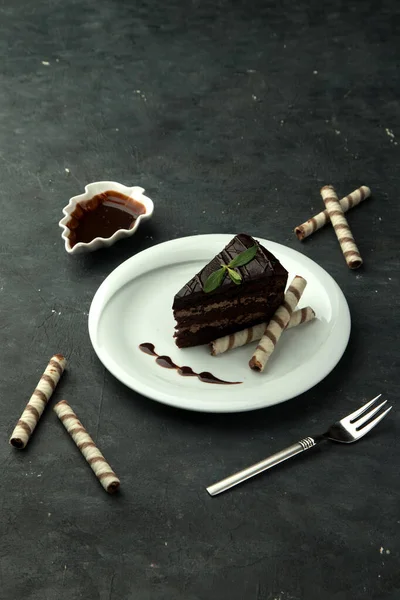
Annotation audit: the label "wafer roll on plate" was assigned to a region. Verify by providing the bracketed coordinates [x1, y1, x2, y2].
[210, 307, 315, 356]
[249, 276, 307, 372]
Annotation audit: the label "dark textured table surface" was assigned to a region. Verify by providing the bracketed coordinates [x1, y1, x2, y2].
[1, 1, 399, 599]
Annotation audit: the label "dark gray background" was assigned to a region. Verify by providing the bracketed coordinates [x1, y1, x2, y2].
[0, 1, 399, 599]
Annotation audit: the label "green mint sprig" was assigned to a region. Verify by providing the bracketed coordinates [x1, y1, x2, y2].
[203, 244, 257, 293]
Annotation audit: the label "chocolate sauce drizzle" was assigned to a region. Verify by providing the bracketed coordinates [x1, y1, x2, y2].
[139, 343, 241, 385]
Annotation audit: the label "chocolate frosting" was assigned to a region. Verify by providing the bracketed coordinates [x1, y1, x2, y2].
[174, 233, 287, 304]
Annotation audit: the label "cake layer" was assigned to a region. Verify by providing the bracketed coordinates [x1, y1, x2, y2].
[176, 312, 267, 335]
[174, 283, 285, 316]
[174, 294, 284, 348]
[175, 316, 268, 348]
[174, 293, 282, 329]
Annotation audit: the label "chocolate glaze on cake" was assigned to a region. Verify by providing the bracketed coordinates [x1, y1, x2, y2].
[173, 233, 288, 348]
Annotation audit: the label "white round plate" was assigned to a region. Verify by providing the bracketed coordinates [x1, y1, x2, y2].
[88, 234, 350, 413]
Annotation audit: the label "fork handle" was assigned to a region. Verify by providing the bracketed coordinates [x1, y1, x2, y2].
[206, 437, 318, 496]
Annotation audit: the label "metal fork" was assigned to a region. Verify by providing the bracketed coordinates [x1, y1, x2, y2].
[206, 394, 392, 496]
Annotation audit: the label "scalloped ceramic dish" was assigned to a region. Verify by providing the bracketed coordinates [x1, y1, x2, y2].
[59, 181, 154, 255]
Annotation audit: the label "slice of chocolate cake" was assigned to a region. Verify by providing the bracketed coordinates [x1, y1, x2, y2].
[173, 234, 288, 348]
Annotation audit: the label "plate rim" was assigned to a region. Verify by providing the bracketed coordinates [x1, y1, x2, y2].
[88, 234, 351, 413]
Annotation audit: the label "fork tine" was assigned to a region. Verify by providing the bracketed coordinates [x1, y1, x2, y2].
[355, 400, 388, 429]
[355, 406, 392, 438]
[348, 394, 382, 422]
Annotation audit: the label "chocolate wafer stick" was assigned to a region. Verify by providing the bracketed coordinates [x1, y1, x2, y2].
[10, 354, 66, 449]
[295, 186, 371, 240]
[321, 185, 363, 269]
[249, 276, 307, 372]
[210, 307, 315, 356]
[54, 400, 120, 494]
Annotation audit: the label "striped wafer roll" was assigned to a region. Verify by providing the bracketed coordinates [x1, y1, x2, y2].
[321, 185, 363, 269]
[54, 400, 120, 494]
[249, 276, 307, 372]
[210, 307, 315, 356]
[10, 354, 66, 449]
[294, 186, 371, 240]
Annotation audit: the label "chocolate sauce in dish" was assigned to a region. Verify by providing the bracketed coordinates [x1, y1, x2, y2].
[68, 191, 146, 247]
[139, 343, 241, 385]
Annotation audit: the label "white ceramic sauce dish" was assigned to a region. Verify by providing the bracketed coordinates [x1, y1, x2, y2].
[59, 181, 154, 255]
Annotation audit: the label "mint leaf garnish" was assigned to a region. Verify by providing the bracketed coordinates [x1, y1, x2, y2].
[203, 266, 226, 293]
[227, 267, 242, 285]
[228, 244, 257, 268]
[202, 242, 257, 292]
